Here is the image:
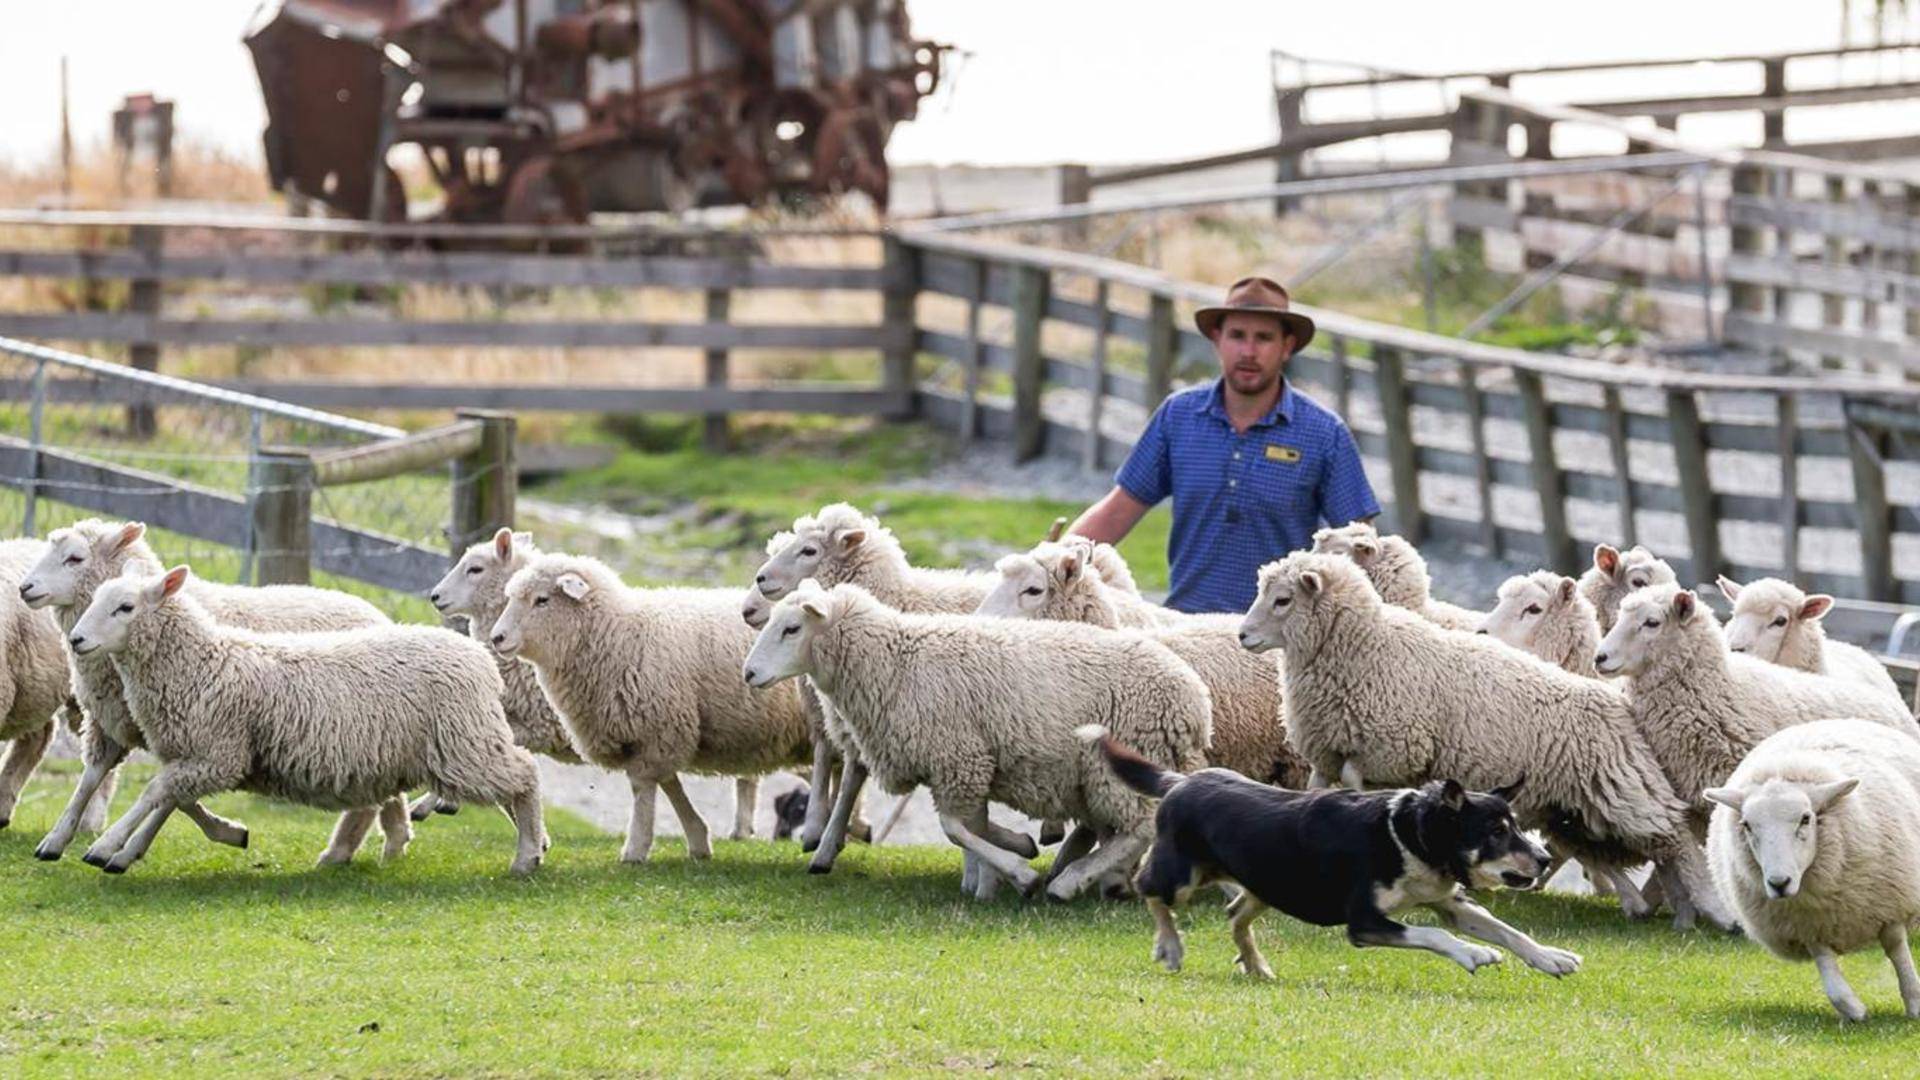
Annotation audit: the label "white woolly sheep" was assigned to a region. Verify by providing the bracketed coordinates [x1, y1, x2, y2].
[977, 540, 1309, 790]
[1716, 575, 1903, 705]
[1706, 720, 1920, 1022]
[1596, 585, 1919, 829]
[753, 503, 1007, 872]
[1311, 522, 1482, 632]
[0, 539, 78, 831]
[492, 553, 814, 863]
[1240, 552, 1735, 930]
[1580, 544, 1676, 633]
[1482, 571, 1602, 679]
[743, 580, 1213, 901]
[23, 520, 396, 864]
[71, 565, 544, 875]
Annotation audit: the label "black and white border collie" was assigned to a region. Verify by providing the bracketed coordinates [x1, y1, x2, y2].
[1090, 729, 1582, 978]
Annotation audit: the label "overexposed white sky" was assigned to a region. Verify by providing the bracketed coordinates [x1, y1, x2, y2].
[0, 0, 1912, 169]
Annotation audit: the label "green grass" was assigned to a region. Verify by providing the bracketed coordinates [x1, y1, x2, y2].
[1, 765, 1911, 1077]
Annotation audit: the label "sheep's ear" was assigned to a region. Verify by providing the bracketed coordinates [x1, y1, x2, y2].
[1439, 779, 1466, 811]
[838, 529, 867, 553]
[1349, 538, 1379, 565]
[1310, 527, 1333, 550]
[493, 527, 515, 561]
[799, 597, 829, 621]
[1556, 577, 1577, 604]
[1702, 786, 1746, 811]
[1593, 544, 1620, 578]
[1299, 570, 1324, 598]
[556, 573, 591, 601]
[1800, 594, 1834, 622]
[1055, 552, 1083, 586]
[112, 521, 147, 555]
[1490, 776, 1525, 804]
[150, 565, 190, 602]
[1808, 777, 1859, 813]
[1671, 590, 1697, 621]
[1716, 575, 1742, 603]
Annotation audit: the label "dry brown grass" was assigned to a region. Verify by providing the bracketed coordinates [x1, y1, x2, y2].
[0, 137, 272, 209]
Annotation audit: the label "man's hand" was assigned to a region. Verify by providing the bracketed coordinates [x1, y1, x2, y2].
[1068, 487, 1151, 545]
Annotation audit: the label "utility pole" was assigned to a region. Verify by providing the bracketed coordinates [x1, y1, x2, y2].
[59, 57, 73, 203]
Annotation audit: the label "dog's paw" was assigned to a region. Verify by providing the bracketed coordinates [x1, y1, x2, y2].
[1454, 944, 1504, 974]
[1526, 946, 1582, 977]
[1153, 937, 1184, 974]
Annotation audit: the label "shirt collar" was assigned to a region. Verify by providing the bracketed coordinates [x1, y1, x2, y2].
[1197, 377, 1295, 429]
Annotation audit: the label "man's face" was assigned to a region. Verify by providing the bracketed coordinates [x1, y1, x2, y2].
[1214, 312, 1294, 397]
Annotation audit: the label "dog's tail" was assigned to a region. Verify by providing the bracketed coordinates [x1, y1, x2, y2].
[1077, 725, 1181, 799]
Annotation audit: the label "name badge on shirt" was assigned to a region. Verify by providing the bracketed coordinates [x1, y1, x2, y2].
[1264, 444, 1302, 463]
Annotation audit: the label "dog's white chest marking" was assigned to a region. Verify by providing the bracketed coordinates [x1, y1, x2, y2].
[1376, 791, 1459, 913]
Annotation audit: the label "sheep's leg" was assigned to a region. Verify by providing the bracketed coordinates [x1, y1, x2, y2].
[1306, 766, 1330, 789]
[1046, 831, 1150, 902]
[657, 774, 712, 860]
[82, 778, 172, 867]
[78, 765, 118, 836]
[808, 757, 868, 874]
[179, 803, 250, 849]
[1041, 825, 1098, 887]
[981, 816, 1039, 860]
[1338, 759, 1365, 791]
[1429, 894, 1581, 977]
[1146, 896, 1185, 973]
[504, 786, 545, 876]
[1660, 846, 1737, 932]
[938, 808, 1039, 896]
[0, 723, 54, 827]
[318, 808, 379, 866]
[623, 772, 658, 864]
[960, 850, 980, 896]
[798, 741, 835, 852]
[1230, 896, 1275, 979]
[1638, 870, 1667, 911]
[1596, 864, 1651, 919]
[408, 791, 447, 821]
[1038, 819, 1067, 847]
[730, 776, 759, 841]
[102, 802, 176, 874]
[1813, 946, 1868, 1022]
[378, 796, 412, 861]
[972, 859, 1003, 901]
[1881, 923, 1920, 1019]
[95, 762, 231, 873]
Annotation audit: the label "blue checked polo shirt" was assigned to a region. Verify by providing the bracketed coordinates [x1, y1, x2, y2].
[1115, 378, 1380, 614]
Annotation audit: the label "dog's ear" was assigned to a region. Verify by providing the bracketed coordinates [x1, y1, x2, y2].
[1490, 776, 1525, 805]
[1593, 544, 1620, 579]
[1439, 778, 1466, 811]
[1800, 594, 1834, 622]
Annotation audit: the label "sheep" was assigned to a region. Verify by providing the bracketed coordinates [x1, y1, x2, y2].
[752, 503, 1012, 873]
[0, 539, 79, 831]
[491, 553, 814, 863]
[1580, 544, 1676, 633]
[71, 565, 544, 875]
[742, 580, 1213, 901]
[1705, 720, 1920, 1022]
[1239, 552, 1736, 931]
[1716, 575, 1903, 705]
[1310, 522, 1481, 632]
[1482, 571, 1602, 679]
[22, 520, 398, 865]
[1595, 584, 1919, 831]
[976, 540, 1310, 790]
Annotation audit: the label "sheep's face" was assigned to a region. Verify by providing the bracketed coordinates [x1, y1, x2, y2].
[492, 565, 593, 664]
[755, 528, 837, 599]
[1482, 573, 1576, 653]
[741, 531, 796, 628]
[1594, 586, 1699, 676]
[19, 521, 145, 610]
[1705, 777, 1858, 900]
[1719, 576, 1831, 661]
[1240, 561, 1325, 652]
[430, 528, 533, 618]
[1310, 522, 1381, 567]
[976, 554, 1056, 619]
[1592, 544, 1675, 595]
[743, 583, 832, 688]
[69, 565, 187, 657]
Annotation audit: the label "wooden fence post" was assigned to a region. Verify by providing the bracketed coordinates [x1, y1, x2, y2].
[1084, 279, 1111, 473]
[1761, 58, 1787, 146]
[880, 235, 921, 420]
[1777, 393, 1801, 585]
[1906, 183, 1920, 352]
[450, 409, 517, 556]
[127, 223, 161, 439]
[1665, 390, 1720, 584]
[960, 258, 985, 440]
[1844, 402, 1895, 602]
[1010, 263, 1050, 462]
[1515, 370, 1575, 573]
[1459, 361, 1497, 555]
[250, 448, 313, 585]
[1058, 164, 1091, 244]
[702, 287, 731, 451]
[1373, 345, 1423, 544]
[1144, 293, 1177, 406]
[1273, 87, 1305, 216]
[1602, 385, 1637, 549]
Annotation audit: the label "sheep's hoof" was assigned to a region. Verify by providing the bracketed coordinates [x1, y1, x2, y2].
[237, 829, 250, 850]
[0, 816, 10, 830]
[806, 857, 834, 875]
[1038, 821, 1066, 847]
[799, 836, 822, 854]
[33, 844, 61, 862]
[80, 851, 109, 869]
[102, 859, 130, 875]
[435, 803, 459, 816]
[509, 857, 541, 877]
[1009, 835, 1040, 861]
[408, 805, 433, 823]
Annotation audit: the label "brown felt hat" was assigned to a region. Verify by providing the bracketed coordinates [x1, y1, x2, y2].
[1194, 275, 1315, 349]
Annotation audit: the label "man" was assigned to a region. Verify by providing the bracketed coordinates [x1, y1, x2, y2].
[1069, 275, 1379, 614]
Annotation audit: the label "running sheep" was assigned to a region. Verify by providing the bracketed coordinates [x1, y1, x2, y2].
[70, 565, 545, 875]
[1310, 522, 1482, 632]
[1580, 544, 1676, 633]
[1716, 575, 1903, 705]
[1482, 571, 1602, 679]
[1706, 720, 1920, 1022]
[22, 520, 396, 864]
[1596, 585, 1919, 825]
[491, 554, 814, 863]
[1240, 552, 1735, 930]
[744, 580, 1213, 901]
[0, 539, 77, 831]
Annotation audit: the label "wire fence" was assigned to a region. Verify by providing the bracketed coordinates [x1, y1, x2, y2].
[0, 335, 476, 618]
